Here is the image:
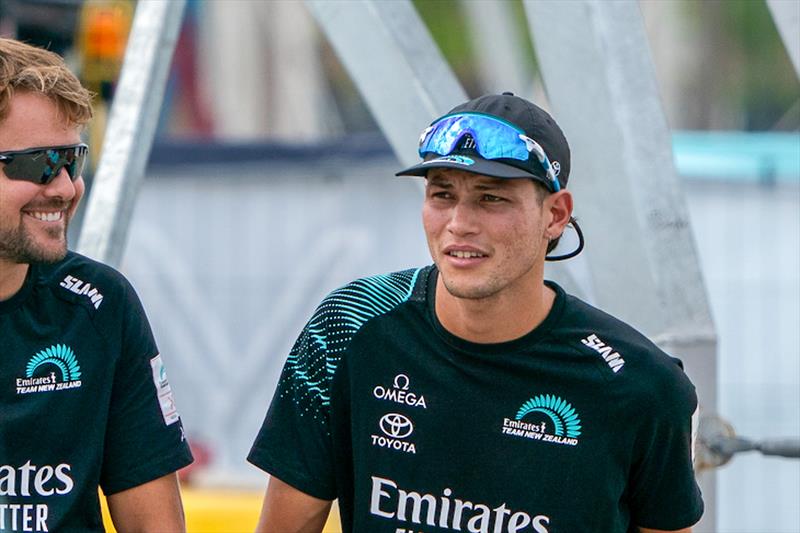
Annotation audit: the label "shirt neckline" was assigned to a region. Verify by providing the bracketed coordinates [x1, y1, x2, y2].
[0, 263, 39, 314]
[425, 266, 565, 355]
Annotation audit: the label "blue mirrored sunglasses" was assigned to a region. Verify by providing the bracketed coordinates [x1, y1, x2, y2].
[0, 143, 88, 185]
[418, 112, 560, 192]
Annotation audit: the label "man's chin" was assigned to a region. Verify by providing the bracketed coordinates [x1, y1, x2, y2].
[32, 248, 69, 264]
[28, 228, 70, 263]
[441, 277, 501, 301]
[32, 237, 70, 262]
[14, 241, 69, 265]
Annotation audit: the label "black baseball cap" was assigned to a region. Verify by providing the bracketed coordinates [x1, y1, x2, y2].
[395, 92, 571, 192]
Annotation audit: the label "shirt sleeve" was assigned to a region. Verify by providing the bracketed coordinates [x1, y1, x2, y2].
[248, 303, 337, 500]
[99, 279, 193, 495]
[628, 361, 704, 530]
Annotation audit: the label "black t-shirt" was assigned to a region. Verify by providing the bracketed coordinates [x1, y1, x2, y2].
[0, 251, 193, 532]
[249, 266, 703, 533]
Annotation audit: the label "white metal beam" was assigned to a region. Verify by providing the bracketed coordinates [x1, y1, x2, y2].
[523, 1, 718, 530]
[767, 0, 800, 78]
[77, 0, 186, 266]
[304, 0, 467, 167]
[462, 0, 532, 95]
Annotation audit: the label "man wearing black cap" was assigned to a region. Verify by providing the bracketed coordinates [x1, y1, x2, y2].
[249, 93, 703, 533]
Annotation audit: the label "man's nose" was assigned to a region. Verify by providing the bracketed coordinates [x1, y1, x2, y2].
[446, 201, 480, 235]
[41, 166, 76, 200]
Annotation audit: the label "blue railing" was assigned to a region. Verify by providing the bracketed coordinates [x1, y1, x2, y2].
[672, 131, 799, 183]
[148, 131, 800, 184]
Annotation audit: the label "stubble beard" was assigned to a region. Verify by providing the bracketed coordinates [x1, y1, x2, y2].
[441, 273, 505, 300]
[437, 244, 543, 302]
[0, 218, 70, 264]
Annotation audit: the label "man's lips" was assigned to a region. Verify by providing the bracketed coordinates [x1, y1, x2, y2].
[443, 246, 489, 260]
[22, 205, 69, 223]
[27, 211, 64, 221]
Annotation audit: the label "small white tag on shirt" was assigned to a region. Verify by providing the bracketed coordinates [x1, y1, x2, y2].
[150, 354, 180, 426]
[691, 405, 700, 465]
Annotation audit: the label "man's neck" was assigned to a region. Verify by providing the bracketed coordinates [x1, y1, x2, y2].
[434, 273, 556, 345]
[0, 260, 30, 302]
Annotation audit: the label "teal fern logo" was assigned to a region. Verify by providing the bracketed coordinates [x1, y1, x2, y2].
[516, 394, 582, 438]
[26, 344, 82, 382]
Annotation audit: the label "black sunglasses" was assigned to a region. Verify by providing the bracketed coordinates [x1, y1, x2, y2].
[0, 143, 88, 185]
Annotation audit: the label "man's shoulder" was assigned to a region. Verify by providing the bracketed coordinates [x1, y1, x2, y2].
[37, 250, 135, 312]
[301, 266, 429, 349]
[559, 292, 659, 350]
[281, 267, 430, 404]
[556, 290, 693, 391]
[319, 266, 428, 319]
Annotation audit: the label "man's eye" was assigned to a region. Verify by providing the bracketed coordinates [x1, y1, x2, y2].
[482, 194, 505, 202]
[431, 191, 452, 199]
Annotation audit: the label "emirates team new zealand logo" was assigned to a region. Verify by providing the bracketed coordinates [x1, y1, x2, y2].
[15, 344, 83, 395]
[501, 394, 582, 446]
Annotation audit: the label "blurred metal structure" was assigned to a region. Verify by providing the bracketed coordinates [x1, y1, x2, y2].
[198, 1, 331, 140]
[1, 0, 82, 55]
[767, 0, 800, 78]
[523, 0, 718, 530]
[77, 0, 186, 266]
[462, 0, 532, 96]
[698, 414, 800, 471]
[304, 0, 467, 168]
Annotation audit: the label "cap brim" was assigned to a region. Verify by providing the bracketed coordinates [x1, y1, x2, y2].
[395, 155, 544, 182]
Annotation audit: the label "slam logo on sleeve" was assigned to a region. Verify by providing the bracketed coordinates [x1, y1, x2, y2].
[581, 333, 625, 373]
[15, 344, 83, 395]
[59, 275, 104, 309]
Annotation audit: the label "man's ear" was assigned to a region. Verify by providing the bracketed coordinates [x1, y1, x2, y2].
[545, 190, 573, 238]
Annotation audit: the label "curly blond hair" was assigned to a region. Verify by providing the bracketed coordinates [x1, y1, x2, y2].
[0, 38, 93, 126]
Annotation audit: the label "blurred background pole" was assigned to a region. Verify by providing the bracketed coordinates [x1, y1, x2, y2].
[461, 0, 532, 97]
[304, 0, 466, 168]
[766, 0, 800, 78]
[523, 1, 718, 530]
[77, 0, 186, 267]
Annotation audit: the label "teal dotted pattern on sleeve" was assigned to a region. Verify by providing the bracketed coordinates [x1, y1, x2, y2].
[278, 268, 422, 428]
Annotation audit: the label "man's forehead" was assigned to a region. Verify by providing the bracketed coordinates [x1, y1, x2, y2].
[426, 168, 514, 188]
[0, 91, 81, 150]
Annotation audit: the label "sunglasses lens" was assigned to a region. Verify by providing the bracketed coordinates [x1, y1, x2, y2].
[2, 145, 87, 184]
[420, 114, 530, 161]
[3, 155, 42, 182]
[64, 146, 88, 181]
